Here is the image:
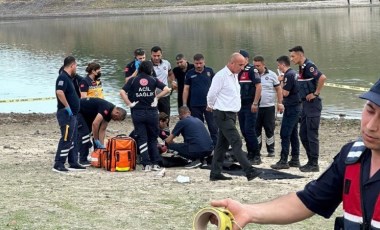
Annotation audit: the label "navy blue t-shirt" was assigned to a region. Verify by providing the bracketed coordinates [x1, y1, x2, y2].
[122, 72, 166, 110]
[184, 67, 214, 107]
[282, 68, 300, 106]
[80, 98, 115, 130]
[55, 70, 80, 114]
[297, 142, 379, 224]
[125, 60, 137, 78]
[172, 116, 213, 153]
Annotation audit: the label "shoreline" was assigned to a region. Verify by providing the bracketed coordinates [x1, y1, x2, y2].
[0, 0, 379, 20]
[0, 112, 361, 126]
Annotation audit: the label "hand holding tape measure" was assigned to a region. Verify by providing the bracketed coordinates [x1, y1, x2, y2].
[193, 207, 243, 230]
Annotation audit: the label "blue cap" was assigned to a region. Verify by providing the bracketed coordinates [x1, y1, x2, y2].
[239, 49, 249, 58]
[360, 79, 380, 107]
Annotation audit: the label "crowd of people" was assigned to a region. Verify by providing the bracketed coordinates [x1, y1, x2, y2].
[53, 45, 380, 229]
[53, 45, 328, 176]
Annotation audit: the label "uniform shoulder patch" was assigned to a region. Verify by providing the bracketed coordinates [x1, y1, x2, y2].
[58, 80, 64, 86]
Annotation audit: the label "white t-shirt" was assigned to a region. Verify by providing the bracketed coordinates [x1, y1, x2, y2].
[259, 69, 280, 107]
[152, 59, 171, 96]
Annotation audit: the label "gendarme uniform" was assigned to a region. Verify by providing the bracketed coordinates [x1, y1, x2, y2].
[297, 58, 323, 167]
[125, 60, 138, 79]
[122, 72, 167, 167]
[238, 63, 261, 158]
[297, 139, 380, 229]
[54, 70, 80, 167]
[279, 68, 301, 163]
[79, 76, 104, 99]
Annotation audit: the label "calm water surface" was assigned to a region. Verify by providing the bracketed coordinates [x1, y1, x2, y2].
[1, 7, 379, 118]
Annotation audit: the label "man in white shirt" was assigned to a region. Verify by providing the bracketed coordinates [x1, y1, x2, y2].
[254, 55, 283, 161]
[151, 46, 176, 116]
[207, 53, 262, 181]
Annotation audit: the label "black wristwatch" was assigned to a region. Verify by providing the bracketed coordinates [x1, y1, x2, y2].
[313, 92, 320, 97]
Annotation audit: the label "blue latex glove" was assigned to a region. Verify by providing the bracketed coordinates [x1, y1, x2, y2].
[94, 139, 105, 149]
[65, 106, 73, 116]
[134, 59, 140, 70]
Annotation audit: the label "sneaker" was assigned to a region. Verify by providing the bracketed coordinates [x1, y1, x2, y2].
[267, 152, 275, 157]
[270, 161, 290, 170]
[152, 165, 161, 171]
[184, 159, 202, 169]
[68, 164, 86, 171]
[143, 165, 152, 172]
[288, 159, 301, 167]
[299, 164, 319, 172]
[251, 156, 262, 165]
[210, 173, 233, 181]
[52, 165, 69, 174]
[79, 160, 91, 167]
[201, 160, 208, 168]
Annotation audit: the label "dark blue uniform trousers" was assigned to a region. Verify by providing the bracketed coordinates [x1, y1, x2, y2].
[300, 98, 322, 165]
[238, 105, 259, 156]
[77, 113, 92, 162]
[280, 104, 301, 161]
[54, 109, 79, 166]
[131, 109, 162, 167]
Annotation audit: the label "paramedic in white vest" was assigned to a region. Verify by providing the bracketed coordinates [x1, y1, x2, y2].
[210, 79, 380, 230]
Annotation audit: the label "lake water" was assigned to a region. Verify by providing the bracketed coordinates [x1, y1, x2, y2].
[1, 7, 379, 119]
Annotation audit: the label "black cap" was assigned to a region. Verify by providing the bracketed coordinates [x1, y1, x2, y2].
[360, 79, 380, 107]
[239, 49, 249, 58]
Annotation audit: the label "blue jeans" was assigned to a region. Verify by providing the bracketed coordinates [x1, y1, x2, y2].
[55, 109, 79, 166]
[238, 105, 259, 155]
[280, 104, 301, 161]
[131, 109, 161, 166]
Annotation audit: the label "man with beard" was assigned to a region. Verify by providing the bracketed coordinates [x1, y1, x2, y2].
[183, 53, 217, 146]
[53, 56, 85, 173]
[172, 53, 194, 108]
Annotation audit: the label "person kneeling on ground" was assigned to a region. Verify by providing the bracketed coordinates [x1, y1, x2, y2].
[77, 97, 127, 166]
[165, 106, 213, 168]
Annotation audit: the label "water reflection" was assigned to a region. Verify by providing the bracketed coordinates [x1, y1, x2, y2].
[0, 7, 379, 118]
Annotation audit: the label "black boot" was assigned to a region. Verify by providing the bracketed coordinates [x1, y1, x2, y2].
[288, 156, 300, 167]
[299, 159, 319, 172]
[251, 155, 262, 165]
[271, 160, 289, 169]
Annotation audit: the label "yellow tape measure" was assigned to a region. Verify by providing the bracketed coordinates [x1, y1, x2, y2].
[193, 207, 240, 230]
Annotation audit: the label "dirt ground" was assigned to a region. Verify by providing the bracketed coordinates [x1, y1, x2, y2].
[0, 112, 361, 229]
